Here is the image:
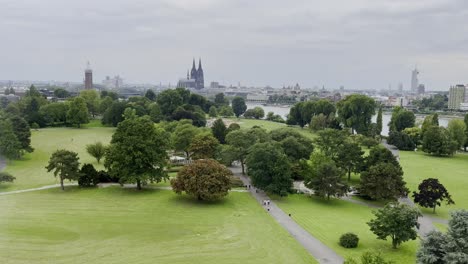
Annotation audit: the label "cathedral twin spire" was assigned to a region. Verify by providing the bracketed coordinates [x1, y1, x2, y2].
[188, 58, 204, 89]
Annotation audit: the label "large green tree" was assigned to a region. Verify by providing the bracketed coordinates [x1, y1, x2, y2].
[156, 89, 183, 116]
[211, 118, 227, 144]
[336, 141, 364, 181]
[225, 129, 255, 175]
[368, 202, 421, 249]
[389, 107, 416, 132]
[171, 159, 232, 201]
[67, 97, 89, 128]
[231, 97, 247, 118]
[246, 142, 292, 196]
[337, 94, 376, 134]
[144, 89, 157, 101]
[447, 119, 466, 150]
[413, 178, 454, 213]
[360, 162, 408, 200]
[376, 106, 383, 137]
[304, 159, 347, 200]
[172, 123, 200, 158]
[189, 133, 220, 160]
[79, 90, 100, 117]
[314, 129, 348, 159]
[104, 116, 170, 190]
[45, 149, 81, 190]
[9, 115, 33, 153]
[422, 126, 458, 156]
[0, 119, 21, 160]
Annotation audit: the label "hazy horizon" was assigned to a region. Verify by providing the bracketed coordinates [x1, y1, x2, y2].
[2, 0, 468, 90]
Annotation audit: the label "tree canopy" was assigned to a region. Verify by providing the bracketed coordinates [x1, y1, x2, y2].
[360, 162, 408, 200]
[105, 116, 170, 190]
[231, 97, 247, 118]
[368, 203, 421, 249]
[45, 149, 81, 190]
[413, 178, 454, 213]
[171, 159, 232, 201]
[337, 94, 376, 135]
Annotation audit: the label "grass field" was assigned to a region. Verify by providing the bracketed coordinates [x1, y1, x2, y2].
[1, 126, 114, 192]
[0, 188, 314, 264]
[275, 195, 417, 263]
[400, 151, 468, 219]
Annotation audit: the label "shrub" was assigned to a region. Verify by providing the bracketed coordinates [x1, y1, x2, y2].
[340, 233, 359, 248]
[78, 164, 99, 187]
[0, 172, 16, 183]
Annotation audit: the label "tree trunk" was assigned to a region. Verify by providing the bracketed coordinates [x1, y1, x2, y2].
[60, 177, 64, 191]
[433, 206, 436, 213]
[198, 194, 202, 201]
[240, 159, 245, 175]
[185, 151, 190, 160]
[136, 179, 141, 190]
[392, 236, 397, 249]
[348, 168, 351, 181]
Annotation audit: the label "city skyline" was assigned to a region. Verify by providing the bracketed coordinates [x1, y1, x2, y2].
[2, 0, 468, 90]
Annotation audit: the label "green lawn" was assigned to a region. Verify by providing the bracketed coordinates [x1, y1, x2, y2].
[275, 194, 417, 263]
[1, 127, 114, 192]
[0, 188, 314, 264]
[400, 151, 468, 219]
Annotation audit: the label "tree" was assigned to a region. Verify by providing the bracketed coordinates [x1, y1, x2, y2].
[413, 178, 454, 213]
[214, 93, 229, 106]
[252, 106, 265, 119]
[304, 160, 347, 200]
[218, 105, 234, 117]
[0, 172, 15, 183]
[389, 107, 416, 132]
[387, 131, 416, 151]
[45, 149, 81, 190]
[246, 142, 292, 196]
[104, 116, 169, 190]
[286, 102, 306, 128]
[225, 129, 255, 175]
[9, 115, 33, 153]
[417, 230, 448, 264]
[54, 88, 70, 98]
[447, 119, 466, 150]
[67, 97, 89, 128]
[144, 89, 156, 101]
[403, 127, 422, 146]
[208, 106, 217, 117]
[226, 123, 241, 134]
[367, 202, 421, 249]
[279, 136, 314, 162]
[231, 97, 247, 117]
[337, 94, 376, 134]
[172, 123, 200, 158]
[360, 163, 408, 200]
[365, 146, 400, 170]
[148, 103, 163, 123]
[102, 101, 126, 127]
[189, 133, 220, 160]
[422, 126, 458, 156]
[421, 115, 438, 135]
[171, 159, 232, 201]
[78, 163, 99, 187]
[0, 119, 21, 160]
[86, 142, 107, 164]
[417, 210, 468, 264]
[376, 106, 383, 137]
[79, 90, 100, 117]
[211, 118, 227, 144]
[345, 251, 394, 264]
[39, 102, 68, 126]
[156, 89, 183, 116]
[336, 141, 364, 181]
[314, 129, 348, 159]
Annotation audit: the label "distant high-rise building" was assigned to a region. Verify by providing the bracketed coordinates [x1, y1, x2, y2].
[177, 58, 205, 89]
[84, 61, 93, 90]
[448, 84, 466, 110]
[411, 67, 419, 93]
[417, 84, 425, 95]
[398, 83, 403, 92]
[102, 75, 123, 90]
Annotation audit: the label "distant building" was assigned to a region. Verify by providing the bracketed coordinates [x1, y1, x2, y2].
[398, 83, 403, 92]
[102, 75, 123, 89]
[448, 84, 466, 110]
[417, 84, 425, 95]
[210, 82, 220, 89]
[411, 67, 419, 93]
[84, 62, 93, 90]
[177, 58, 204, 89]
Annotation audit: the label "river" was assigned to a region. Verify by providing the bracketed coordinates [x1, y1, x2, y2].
[245, 102, 454, 136]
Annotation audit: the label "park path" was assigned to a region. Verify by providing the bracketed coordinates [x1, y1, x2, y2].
[0, 183, 78, 196]
[230, 165, 344, 264]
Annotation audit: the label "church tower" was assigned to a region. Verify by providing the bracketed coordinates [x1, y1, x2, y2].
[190, 58, 197, 80]
[196, 58, 204, 89]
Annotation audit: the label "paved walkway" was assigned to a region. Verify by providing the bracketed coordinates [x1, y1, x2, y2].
[0, 183, 78, 196]
[230, 165, 344, 264]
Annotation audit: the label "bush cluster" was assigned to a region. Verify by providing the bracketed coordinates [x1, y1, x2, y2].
[340, 233, 359, 248]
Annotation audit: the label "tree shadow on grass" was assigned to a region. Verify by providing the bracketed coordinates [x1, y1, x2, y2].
[168, 193, 230, 208]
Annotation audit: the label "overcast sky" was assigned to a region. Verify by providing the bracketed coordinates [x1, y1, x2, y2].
[2, 0, 468, 90]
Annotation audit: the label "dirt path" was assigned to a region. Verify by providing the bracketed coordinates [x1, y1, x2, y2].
[231, 165, 344, 264]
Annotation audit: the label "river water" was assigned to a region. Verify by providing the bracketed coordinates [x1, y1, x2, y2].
[246, 102, 453, 136]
